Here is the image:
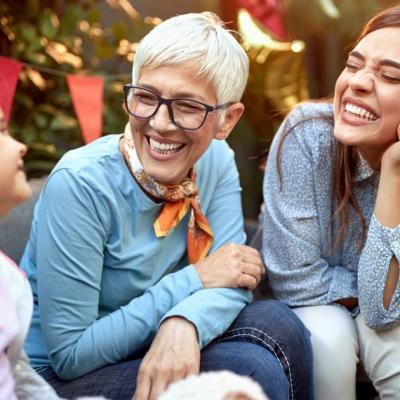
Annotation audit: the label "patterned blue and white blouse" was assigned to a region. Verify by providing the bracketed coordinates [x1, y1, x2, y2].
[262, 102, 400, 330]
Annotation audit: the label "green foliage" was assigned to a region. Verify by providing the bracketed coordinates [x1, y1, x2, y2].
[0, 0, 153, 177]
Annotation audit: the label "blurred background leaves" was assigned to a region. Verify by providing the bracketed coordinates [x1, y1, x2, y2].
[0, 0, 155, 177]
[0, 0, 397, 217]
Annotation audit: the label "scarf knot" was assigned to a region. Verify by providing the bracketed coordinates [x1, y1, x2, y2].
[166, 180, 198, 201]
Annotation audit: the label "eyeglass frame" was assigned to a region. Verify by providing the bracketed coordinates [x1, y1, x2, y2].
[123, 84, 234, 131]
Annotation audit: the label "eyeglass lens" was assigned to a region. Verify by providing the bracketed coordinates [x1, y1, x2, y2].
[126, 87, 208, 130]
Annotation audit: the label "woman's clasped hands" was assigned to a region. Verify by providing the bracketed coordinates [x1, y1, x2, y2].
[194, 243, 265, 290]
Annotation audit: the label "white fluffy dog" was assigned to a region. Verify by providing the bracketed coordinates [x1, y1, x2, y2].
[158, 370, 270, 400]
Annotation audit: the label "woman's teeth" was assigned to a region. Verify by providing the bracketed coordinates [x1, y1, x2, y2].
[344, 103, 378, 121]
[149, 137, 183, 154]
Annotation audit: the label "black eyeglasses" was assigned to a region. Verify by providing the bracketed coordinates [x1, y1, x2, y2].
[124, 85, 233, 131]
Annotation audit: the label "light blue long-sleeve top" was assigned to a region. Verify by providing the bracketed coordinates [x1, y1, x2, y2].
[20, 134, 251, 380]
[262, 102, 400, 330]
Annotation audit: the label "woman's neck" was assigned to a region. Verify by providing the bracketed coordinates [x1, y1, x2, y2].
[119, 137, 164, 203]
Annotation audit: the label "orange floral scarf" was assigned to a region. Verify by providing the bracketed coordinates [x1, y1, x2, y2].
[123, 125, 213, 264]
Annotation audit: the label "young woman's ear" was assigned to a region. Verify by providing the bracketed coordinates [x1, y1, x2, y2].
[214, 103, 244, 141]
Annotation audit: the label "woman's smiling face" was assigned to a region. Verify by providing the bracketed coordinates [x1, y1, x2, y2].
[334, 27, 400, 167]
[127, 64, 227, 185]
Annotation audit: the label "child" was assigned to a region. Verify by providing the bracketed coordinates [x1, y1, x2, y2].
[0, 106, 104, 400]
[0, 106, 62, 399]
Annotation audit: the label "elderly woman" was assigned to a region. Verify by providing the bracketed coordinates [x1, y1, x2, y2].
[262, 5, 400, 400]
[21, 12, 312, 400]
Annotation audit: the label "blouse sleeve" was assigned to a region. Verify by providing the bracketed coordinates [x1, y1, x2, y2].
[262, 109, 357, 306]
[358, 214, 400, 329]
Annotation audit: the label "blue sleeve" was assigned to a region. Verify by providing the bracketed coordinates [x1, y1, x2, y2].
[262, 112, 357, 306]
[358, 215, 400, 329]
[35, 169, 203, 380]
[162, 143, 252, 348]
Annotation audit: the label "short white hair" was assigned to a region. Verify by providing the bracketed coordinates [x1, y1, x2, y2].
[132, 12, 249, 104]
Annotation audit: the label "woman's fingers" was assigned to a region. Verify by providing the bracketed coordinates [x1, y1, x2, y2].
[240, 252, 265, 273]
[238, 273, 258, 290]
[194, 243, 264, 289]
[148, 376, 170, 400]
[134, 318, 200, 400]
[134, 373, 152, 400]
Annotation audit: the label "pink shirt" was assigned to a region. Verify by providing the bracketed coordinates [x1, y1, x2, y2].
[0, 251, 30, 400]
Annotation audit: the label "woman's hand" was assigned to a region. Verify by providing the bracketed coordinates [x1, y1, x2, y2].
[375, 137, 400, 229]
[134, 317, 200, 400]
[194, 243, 264, 290]
[373, 132, 400, 308]
[380, 139, 400, 175]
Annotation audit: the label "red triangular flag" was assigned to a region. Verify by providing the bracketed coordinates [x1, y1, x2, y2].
[0, 56, 23, 124]
[67, 74, 104, 144]
[238, 0, 288, 40]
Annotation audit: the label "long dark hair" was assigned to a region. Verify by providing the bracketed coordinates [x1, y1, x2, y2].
[276, 5, 400, 251]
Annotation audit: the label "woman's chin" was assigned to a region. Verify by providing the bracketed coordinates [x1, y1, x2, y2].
[148, 173, 181, 186]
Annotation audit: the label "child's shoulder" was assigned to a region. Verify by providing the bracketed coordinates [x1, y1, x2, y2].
[0, 250, 25, 281]
[0, 251, 29, 305]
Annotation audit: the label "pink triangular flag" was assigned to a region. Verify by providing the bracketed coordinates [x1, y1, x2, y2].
[238, 0, 289, 40]
[67, 74, 104, 144]
[0, 56, 23, 123]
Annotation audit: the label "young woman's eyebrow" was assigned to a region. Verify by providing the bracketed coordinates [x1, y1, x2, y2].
[348, 51, 400, 70]
[348, 51, 365, 61]
[379, 59, 400, 69]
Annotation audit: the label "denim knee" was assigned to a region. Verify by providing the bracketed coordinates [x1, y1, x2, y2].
[201, 341, 289, 400]
[218, 300, 314, 400]
[232, 300, 310, 336]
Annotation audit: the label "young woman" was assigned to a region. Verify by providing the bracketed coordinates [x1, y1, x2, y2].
[21, 12, 313, 400]
[262, 5, 400, 400]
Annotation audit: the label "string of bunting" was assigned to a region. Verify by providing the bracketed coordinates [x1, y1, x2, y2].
[0, 55, 132, 144]
[0, 2, 287, 144]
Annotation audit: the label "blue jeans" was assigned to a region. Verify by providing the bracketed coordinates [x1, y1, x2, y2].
[38, 300, 313, 400]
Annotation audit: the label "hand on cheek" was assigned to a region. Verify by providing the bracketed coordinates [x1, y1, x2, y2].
[380, 124, 400, 174]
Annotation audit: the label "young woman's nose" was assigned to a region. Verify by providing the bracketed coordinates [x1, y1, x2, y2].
[348, 69, 374, 94]
[149, 104, 176, 132]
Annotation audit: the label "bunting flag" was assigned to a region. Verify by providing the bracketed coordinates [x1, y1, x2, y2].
[0, 56, 23, 124]
[66, 74, 104, 144]
[237, 0, 288, 40]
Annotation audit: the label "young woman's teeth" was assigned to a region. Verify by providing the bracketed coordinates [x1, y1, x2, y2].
[149, 137, 183, 154]
[344, 103, 377, 121]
